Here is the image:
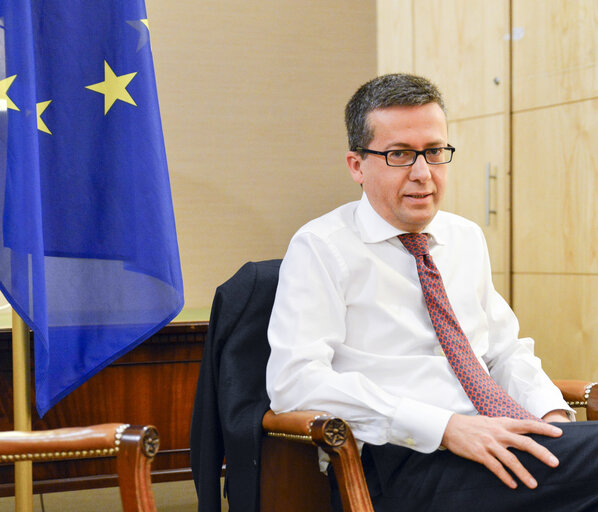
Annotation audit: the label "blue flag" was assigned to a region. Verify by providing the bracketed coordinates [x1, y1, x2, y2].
[0, 1, 184, 416]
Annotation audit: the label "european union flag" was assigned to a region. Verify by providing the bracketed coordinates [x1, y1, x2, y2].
[0, 1, 184, 415]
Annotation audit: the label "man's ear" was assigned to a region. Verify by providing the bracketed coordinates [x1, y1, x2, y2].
[346, 151, 364, 185]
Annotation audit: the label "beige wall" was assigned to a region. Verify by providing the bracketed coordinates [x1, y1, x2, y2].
[145, 1, 376, 310]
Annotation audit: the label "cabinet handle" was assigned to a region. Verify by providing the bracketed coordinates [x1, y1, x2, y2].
[485, 162, 497, 226]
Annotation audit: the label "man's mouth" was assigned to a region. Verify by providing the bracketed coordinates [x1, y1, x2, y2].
[406, 193, 432, 198]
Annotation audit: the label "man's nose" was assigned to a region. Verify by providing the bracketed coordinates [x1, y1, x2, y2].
[409, 154, 432, 182]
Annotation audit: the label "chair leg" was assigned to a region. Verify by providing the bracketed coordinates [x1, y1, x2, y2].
[116, 425, 160, 512]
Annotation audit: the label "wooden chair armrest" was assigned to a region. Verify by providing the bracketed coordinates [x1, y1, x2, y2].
[0, 423, 128, 459]
[553, 380, 598, 420]
[263, 410, 374, 512]
[117, 425, 160, 512]
[262, 409, 332, 439]
[0, 424, 159, 512]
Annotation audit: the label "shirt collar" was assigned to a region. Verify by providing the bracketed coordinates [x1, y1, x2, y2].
[355, 192, 447, 247]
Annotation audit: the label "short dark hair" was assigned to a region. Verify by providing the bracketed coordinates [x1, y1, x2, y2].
[344, 73, 446, 152]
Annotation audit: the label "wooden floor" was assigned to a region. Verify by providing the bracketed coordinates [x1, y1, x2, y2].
[0, 479, 229, 511]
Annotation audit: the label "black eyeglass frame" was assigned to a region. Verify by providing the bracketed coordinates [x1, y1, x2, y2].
[355, 145, 456, 167]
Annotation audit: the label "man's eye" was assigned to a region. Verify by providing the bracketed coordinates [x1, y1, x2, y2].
[427, 148, 441, 155]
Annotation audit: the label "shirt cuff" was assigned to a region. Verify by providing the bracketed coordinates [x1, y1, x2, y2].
[388, 397, 455, 453]
[523, 387, 575, 420]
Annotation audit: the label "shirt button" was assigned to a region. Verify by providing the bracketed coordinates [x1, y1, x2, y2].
[404, 437, 416, 447]
[434, 346, 446, 357]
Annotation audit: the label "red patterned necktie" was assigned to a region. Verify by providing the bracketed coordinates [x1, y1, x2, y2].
[399, 233, 537, 420]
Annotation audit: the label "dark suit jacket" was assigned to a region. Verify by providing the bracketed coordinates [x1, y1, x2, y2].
[190, 259, 281, 512]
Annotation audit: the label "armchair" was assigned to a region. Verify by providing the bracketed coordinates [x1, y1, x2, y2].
[190, 259, 597, 512]
[261, 381, 598, 512]
[0, 423, 159, 512]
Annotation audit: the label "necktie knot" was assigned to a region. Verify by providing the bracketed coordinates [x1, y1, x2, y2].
[399, 233, 430, 257]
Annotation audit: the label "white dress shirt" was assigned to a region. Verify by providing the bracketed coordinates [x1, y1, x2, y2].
[266, 193, 571, 454]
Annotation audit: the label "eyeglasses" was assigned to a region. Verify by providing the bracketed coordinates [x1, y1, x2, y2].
[355, 145, 455, 167]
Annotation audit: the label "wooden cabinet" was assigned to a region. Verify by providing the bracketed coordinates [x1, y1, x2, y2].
[412, 0, 510, 120]
[513, 275, 598, 380]
[378, 0, 598, 379]
[511, 0, 598, 380]
[512, 0, 598, 111]
[0, 322, 207, 496]
[512, 100, 598, 275]
[412, 1, 511, 295]
[378, 0, 511, 298]
[444, 114, 510, 298]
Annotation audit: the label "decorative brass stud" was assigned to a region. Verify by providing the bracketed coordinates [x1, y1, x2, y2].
[265, 431, 312, 443]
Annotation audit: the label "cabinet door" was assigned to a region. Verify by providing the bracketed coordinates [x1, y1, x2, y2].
[377, 0, 511, 295]
[413, 0, 510, 120]
[510, 1, 598, 381]
[512, 100, 598, 274]
[444, 114, 510, 297]
[513, 274, 598, 381]
[512, 0, 598, 111]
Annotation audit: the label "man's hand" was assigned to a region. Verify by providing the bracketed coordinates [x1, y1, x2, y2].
[441, 414, 563, 489]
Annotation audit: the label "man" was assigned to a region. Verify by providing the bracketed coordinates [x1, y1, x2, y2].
[266, 74, 598, 511]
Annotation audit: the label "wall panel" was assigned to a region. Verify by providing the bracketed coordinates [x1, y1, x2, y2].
[146, 0, 377, 308]
[377, 0, 413, 74]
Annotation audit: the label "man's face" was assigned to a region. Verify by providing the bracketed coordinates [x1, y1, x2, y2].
[346, 103, 449, 233]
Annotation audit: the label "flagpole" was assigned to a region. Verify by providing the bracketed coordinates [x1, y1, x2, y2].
[12, 308, 33, 512]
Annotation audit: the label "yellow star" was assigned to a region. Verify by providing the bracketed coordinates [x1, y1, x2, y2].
[36, 100, 52, 134]
[85, 61, 137, 115]
[0, 75, 19, 111]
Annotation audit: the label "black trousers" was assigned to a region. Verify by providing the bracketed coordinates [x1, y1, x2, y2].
[329, 422, 598, 512]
